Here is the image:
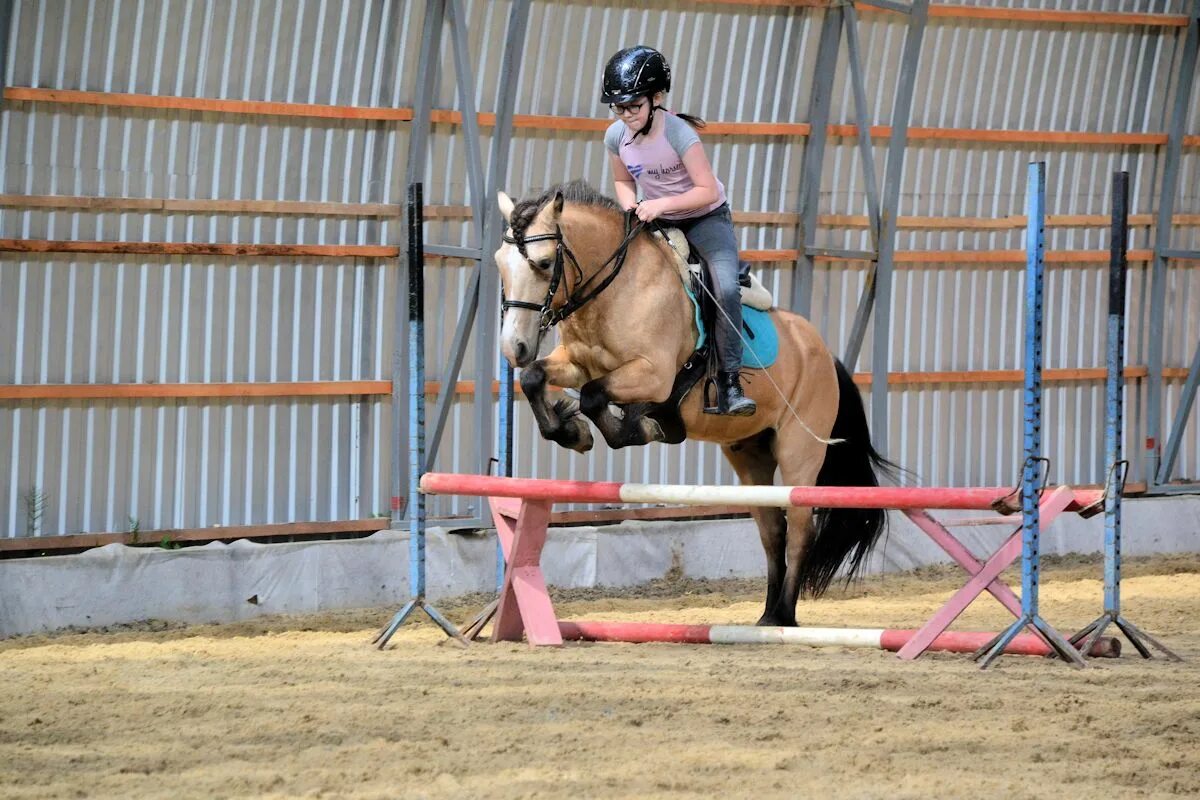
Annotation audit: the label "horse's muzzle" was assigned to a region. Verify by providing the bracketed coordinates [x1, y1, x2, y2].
[503, 337, 536, 368]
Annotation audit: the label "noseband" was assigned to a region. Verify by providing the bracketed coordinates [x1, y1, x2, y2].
[501, 211, 644, 336]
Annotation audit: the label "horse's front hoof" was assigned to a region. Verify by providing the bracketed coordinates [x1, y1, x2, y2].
[558, 416, 593, 453]
[568, 422, 594, 452]
[755, 614, 797, 628]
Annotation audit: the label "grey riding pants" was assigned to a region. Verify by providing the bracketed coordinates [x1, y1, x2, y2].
[670, 203, 746, 372]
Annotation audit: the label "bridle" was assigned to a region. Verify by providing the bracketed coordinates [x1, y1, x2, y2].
[501, 210, 645, 337]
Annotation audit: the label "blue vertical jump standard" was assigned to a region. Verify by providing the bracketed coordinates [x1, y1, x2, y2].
[1068, 172, 1181, 661]
[374, 183, 464, 649]
[978, 163, 1088, 670]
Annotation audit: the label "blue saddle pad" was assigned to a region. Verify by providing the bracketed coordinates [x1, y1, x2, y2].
[684, 287, 779, 370]
[740, 306, 779, 369]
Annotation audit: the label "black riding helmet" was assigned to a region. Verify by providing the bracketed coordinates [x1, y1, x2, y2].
[600, 45, 671, 104]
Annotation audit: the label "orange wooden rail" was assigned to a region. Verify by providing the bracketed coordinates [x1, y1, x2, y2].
[7, 87, 1197, 147]
[738, 249, 1161, 263]
[2, 87, 414, 120]
[0, 519, 391, 554]
[0, 194, 400, 217]
[711, 1, 1191, 27]
[8, 238, 1188, 266]
[6, 196, 1197, 232]
[4, 367, 1190, 402]
[0, 505, 760, 554]
[0, 239, 397, 258]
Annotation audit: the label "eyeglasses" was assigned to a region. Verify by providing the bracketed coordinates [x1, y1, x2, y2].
[609, 100, 646, 117]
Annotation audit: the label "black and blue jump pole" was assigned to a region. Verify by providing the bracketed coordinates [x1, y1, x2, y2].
[374, 183, 463, 649]
[1069, 172, 1181, 661]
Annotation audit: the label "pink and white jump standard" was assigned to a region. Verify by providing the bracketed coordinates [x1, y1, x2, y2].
[419, 472, 1105, 659]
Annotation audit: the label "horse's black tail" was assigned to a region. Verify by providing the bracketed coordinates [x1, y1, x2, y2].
[800, 358, 898, 598]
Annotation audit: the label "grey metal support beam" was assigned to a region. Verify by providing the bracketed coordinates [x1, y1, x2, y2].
[425, 244, 484, 259]
[0, 0, 13, 88]
[869, 0, 929, 457]
[843, 3, 882, 249]
[1146, 0, 1199, 489]
[403, 0, 446, 189]
[423, 0, 530, 487]
[486, 0, 532, 482]
[839, 2, 885, 371]
[446, 0, 488, 243]
[443, 0, 496, 489]
[393, 0, 446, 527]
[791, 6, 843, 317]
[1159, 336, 1200, 484]
[856, 0, 915, 13]
[425, 271, 481, 474]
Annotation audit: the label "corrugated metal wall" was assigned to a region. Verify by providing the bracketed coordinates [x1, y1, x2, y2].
[2, 0, 1197, 537]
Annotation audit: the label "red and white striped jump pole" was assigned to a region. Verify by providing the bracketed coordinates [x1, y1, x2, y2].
[419, 472, 1102, 512]
[558, 621, 1120, 658]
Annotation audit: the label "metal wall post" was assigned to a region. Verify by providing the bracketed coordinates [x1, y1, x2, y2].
[392, 0, 446, 528]
[869, 0, 929, 456]
[791, 6, 843, 318]
[488, 0, 532, 591]
[444, 0, 496, 502]
[0, 0, 13, 88]
[1146, 0, 1200, 490]
[839, 3, 887, 370]
[414, 0, 530, 531]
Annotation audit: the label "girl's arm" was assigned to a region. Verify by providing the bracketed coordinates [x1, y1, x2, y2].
[636, 143, 720, 220]
[610, 154, 639, 210]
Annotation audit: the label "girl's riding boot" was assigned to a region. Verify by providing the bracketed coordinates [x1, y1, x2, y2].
[719, 371, 756, 416]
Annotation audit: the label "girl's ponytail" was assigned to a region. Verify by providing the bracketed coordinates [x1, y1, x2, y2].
[675, 111, 706, 130]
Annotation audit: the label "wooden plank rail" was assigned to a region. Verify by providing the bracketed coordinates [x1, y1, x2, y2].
[7, 87, 1197, 147]
[0, 194, 400, 217]
[0, 504, 759, 554]
[738, 249, 1161, 264]
[0, 239, 397, 258]
[0, 519, 391, 554]
[712, 1, 1191, 27]
[1, 87, 415, 120]
[3, 367, 1190, 402]
[9, 239, 1191, 266]
[5, 196, 1198, 232]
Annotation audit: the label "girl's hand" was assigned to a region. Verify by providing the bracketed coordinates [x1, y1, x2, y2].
[635, 199, 669, 222]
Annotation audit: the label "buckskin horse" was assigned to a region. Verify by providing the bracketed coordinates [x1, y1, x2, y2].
[493, 180, 891, 626]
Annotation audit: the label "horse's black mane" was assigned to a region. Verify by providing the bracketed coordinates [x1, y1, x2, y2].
[509, 180, 622, 242]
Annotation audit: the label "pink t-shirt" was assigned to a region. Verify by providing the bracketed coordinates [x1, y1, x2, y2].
[605, 112, 727, 221]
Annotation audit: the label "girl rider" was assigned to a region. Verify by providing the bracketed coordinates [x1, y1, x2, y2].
[601, 45, 756, 417]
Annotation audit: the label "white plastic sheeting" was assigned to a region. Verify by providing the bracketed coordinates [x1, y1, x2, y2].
[3, 495, 1198, 638]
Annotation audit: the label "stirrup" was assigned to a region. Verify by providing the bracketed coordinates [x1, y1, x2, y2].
[702, 376, 722, 415]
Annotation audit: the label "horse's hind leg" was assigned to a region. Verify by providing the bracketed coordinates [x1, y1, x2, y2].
[773, 428, 830, 626]
[721, 430, 788, 626]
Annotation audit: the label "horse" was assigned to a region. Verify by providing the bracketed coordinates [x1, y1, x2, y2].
[492, 180, 891, 627]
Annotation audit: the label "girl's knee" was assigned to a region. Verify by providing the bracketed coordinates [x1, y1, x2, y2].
[715, 273, 742, 306]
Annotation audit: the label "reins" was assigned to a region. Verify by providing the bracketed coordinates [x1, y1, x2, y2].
[502, 210, 645, 334]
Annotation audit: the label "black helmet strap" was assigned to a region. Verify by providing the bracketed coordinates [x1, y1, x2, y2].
[629, 103, 665, 142]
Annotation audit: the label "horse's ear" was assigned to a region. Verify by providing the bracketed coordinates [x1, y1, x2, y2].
[498, 191, 515, 223]
[552, 190, 564, 217]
